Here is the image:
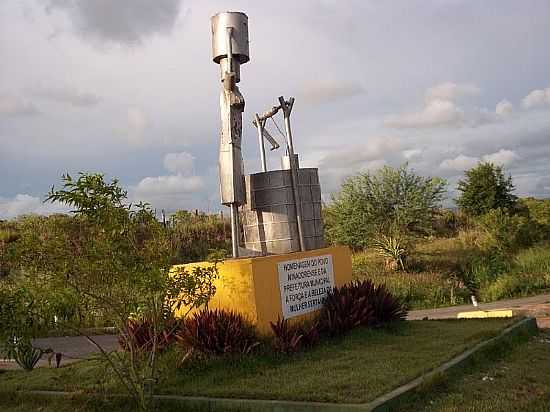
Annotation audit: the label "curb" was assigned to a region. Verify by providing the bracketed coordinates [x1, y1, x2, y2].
[23, 317, 538, 412]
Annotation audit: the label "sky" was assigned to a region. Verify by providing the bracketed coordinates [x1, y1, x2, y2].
[1, 0, 550, 218]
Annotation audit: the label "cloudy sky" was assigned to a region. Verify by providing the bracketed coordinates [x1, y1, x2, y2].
[1, 0, 550, 218]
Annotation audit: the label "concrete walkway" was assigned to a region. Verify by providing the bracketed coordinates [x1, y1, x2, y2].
[407, 292, 550, 326]
[2, 293, 550, 370]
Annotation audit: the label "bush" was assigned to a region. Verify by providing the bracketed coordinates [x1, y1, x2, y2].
[325, 164, 447, 249]
[13, 340, 43, 371]
[118, 317, 181, 353]
[168, 211, 230, 263]
[480, 272, 550, 302]
[369, 283, 410, 324]
[480, 246, 550, 301]
[475, 208, 539, 254]
[371, 232, 409, 271]
[269, 318, 319, 354]
[175, 309, 259, 356]
[319, 280, 407, 336]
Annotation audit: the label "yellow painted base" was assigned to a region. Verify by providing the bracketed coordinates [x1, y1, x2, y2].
[171, 245, 352, 333]
[457, 310, 513, 319]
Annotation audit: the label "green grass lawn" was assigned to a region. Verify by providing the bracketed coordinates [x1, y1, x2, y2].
[395, 329, 550, 412]
[1, 319, 513, 406]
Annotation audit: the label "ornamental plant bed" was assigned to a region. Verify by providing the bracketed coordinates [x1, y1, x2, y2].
[1, 319, 513, 404]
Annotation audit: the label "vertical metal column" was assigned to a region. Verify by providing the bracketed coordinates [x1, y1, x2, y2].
[279, 96, 305, 252]
[230, 204, 239, 258]
[255, 114, 267, 172]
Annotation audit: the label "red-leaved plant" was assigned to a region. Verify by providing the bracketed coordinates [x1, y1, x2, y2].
[270, 317, 320, 354]
[319, 280, 407, 336]
[175, 309, 259, 357]
[118, 317, 180, 353]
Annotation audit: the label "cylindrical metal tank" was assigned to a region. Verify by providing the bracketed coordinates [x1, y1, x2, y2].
[211, 12, 250, 64]
[242, 168, 325, 255]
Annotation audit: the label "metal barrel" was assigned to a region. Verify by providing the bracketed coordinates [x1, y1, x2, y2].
[211, 12, 250, 64]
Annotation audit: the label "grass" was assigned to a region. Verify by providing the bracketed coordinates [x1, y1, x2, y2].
[353, 237, 474, 309]
[353, 236, 550, 309]
[395, 329, 550, 411]
[1, 319, 513, 405]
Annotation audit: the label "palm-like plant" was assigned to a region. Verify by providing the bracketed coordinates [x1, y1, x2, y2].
[371, 233, 408, 271]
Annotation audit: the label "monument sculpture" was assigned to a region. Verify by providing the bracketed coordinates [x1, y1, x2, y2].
[174, 12, 352, 333]
[211, 12, 248, 258]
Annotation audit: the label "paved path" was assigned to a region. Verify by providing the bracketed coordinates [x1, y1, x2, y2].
[407, 292, 550, 321]
[2, 293, 550, 370]
[0, 334, 119, 370]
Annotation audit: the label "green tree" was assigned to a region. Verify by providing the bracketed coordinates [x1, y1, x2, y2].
[456, 162, 517, 217]
[1, 173, 219, 411]
[325, 165, 447, 249]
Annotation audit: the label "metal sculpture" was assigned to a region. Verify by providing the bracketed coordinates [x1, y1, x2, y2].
[211, 12, 249, 257]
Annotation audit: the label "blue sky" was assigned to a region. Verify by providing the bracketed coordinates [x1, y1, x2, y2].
[1, 0, 550, 218]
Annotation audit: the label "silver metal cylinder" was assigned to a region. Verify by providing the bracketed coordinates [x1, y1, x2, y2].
[242, 169, 325, 255]
[211, 12, 250, 65]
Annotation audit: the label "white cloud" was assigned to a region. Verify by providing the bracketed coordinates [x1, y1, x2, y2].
[386, 83, 514, 129]
[299, 79, 366, 104]
[482, 149, 518, 166]
[425, 82, 480, 102]
[402, 149, 423, 161]
[0, 95, 39, 116]
[440, 154, 480, 171]
[319, 136, 402, 169]
[130, 174, 205, 212]
[521, 88, 550, 109]
[32, 85, 101, 107]
[0, 194, 68, 219]
[495, 99, 513, 116]
[133, 174, 204, 194]
[385, 98, 464, 128]
[163, 152, 195, 175]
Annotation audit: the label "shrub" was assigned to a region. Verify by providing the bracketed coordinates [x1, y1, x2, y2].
[475, 208, 539, 254]
[369, 283, 409, 324]
[269, 318, 320, 354]
[175, 309, 259, 356]
[319, 280, 407, 336]
[371, 232, 409, 271]
[319, 282, 374, 336]
[13, 340, 43, 371]
[432, 209, 460, 237]
[118, 317, 181, 353]
[479, 246, 550, 301]
[325, 164, 447, 249]
[168, 211, 230, 263]
[480, 272, 550, 302]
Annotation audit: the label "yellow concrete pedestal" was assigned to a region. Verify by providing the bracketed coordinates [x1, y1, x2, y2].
[172, 245, 352, 333]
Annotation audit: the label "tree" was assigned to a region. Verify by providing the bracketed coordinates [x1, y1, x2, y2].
[456, 162, 517, 217]
[1, 173, 219, 411]
[325, 164, 447, 249]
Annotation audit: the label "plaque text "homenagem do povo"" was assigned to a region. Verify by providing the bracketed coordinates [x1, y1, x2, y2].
[278, 254, 335, 318]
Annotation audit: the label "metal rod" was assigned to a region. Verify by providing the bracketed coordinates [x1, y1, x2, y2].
[255, 114, 267, 172]
[225, 27, 233, 74]
[230, 203, 239, 258]
[279, 96, 305, 252]
[278, 96, 295, 154]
